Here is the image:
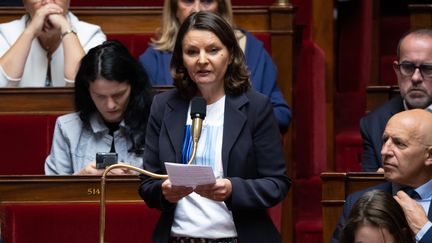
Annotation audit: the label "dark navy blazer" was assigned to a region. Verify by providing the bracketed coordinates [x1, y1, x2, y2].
[138, 89, 291, 243]
[360, 95, 404, 171]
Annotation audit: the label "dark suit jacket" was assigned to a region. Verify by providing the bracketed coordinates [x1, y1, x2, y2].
[331, 182, 432, 243]
[138, 89, 291, 243]
[360, 95, 404, 171]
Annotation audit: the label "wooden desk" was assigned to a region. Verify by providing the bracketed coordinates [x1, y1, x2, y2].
[321, 172, 385, 243]
[0, 175, 160, 243]
[0, 175, 142, 204]
[0, 85, 173, 114]
[0, 87, 74, 114]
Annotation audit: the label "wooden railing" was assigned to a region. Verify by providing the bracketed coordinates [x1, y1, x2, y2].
[0, 175, 141, 203]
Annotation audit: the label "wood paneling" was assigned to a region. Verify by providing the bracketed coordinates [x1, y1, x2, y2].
[269, 5, 295, 243]
[409, 4, 432, 29]
[0, 6, 285, 34]
[312, 0, 334, 170]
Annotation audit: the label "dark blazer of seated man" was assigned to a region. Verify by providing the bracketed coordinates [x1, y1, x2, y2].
[332, 109, 432, 243]
[360, 28, 432, 172]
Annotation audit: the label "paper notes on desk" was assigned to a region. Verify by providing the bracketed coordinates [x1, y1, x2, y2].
[164, 162, 216, 187]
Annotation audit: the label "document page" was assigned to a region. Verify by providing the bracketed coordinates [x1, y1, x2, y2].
[164, 162, 216, 187]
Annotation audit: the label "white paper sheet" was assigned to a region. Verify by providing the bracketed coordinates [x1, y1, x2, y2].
[164, 162, 216, 187]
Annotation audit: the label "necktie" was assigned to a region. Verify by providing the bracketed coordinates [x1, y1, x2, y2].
[402, 187, 432, 221]
[402, 187, 421, 200]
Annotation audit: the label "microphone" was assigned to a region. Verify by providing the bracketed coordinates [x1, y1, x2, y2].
[191, 96, 207, 144]
[188, 97, 206, 165]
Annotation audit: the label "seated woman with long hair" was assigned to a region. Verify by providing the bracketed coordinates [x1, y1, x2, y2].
[45, 40, 152, 175]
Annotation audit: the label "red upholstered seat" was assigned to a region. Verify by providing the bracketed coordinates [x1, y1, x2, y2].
[335, 129, 363, 172]
[107, 34, 154, 60]
[294, 177, 322, 243]
[292, 40, 325, 242]
[378, 16, 409, 85]
[379, 16, 410, 57]
[293, 40, 326, 179]
[0, 203, 160, 243]
[0, 114, 59, 175]
[268, 203, 282, 232]
[332, 0, 369, 173]
[253, 32, 271, 53]
[295, 219, 323, 243]
[379, 55, 398, 85]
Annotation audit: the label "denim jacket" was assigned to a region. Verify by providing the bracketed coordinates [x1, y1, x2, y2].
[45, 112, 142, 175]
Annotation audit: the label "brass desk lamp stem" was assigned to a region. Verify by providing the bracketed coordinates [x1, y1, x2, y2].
[99, 140, 198, 243]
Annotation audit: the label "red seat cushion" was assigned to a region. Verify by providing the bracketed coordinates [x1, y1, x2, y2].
[335, 129, 363, 172]
[1, 203, 160, 243]
[0, 114, 60, 175]
[295, 220, 322, 243]
[107, 34, 153, 60]
[294, 177, 322, 243]
[294, 40, 326, 178]
[253, 32, 271, 53]
[379, 55, 398, 85]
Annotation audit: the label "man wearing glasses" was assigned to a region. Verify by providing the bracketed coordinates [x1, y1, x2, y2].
[361, 28, 432, 172]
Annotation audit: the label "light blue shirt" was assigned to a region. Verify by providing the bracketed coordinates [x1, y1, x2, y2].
[45, 112, 142, 175]
[393, 179, 432, 242]
[414, 180, 432, 241]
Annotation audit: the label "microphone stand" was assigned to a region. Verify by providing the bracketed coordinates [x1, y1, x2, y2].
[99, 142, 199, 242]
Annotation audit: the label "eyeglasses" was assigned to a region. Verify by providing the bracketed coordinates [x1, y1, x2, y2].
[396, 62, 432, 78]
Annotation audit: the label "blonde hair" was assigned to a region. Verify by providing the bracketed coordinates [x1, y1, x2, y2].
[152, 0, 234, 51]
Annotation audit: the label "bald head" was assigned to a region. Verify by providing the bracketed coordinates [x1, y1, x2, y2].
[382, 109, 432, 187]
[397, 29, 432, 58]
[387, 109, 432, 145]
